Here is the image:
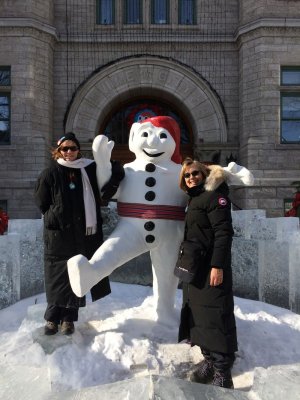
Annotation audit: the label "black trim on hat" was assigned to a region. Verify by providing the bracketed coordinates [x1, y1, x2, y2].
[57, 132, 80, 149]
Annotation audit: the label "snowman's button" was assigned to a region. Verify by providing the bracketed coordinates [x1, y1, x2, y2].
[145, 163, 156, 172]
[145, 235, 155, 243]
[145, 177, 156, 187]
[144, 221, 155, 231]
[145, 191, 156, 201]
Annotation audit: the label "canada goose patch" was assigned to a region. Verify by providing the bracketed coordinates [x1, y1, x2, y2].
[219, 197, 227, 206]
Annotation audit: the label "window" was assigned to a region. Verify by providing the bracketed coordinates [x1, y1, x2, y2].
[281, 68, 300, 85]
[281, 94, 300, 143]
[0, 68, 10, 86]
[178, 0, 196, 25]
[124, 0, 142, 24]
[0, 200, 7, 213]
[96, 0, 115, 25]
[281, 67, 300, 144]
[0, 67, 11, 145]
[151, 0, 169, 24]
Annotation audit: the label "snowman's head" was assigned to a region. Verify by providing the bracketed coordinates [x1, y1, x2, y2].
[129, 116, 181, 164]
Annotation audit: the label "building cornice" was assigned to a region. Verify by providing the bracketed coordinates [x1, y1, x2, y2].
[0, 18, 57, 39]
[235, 17, 300, 40]
[0, 17, 299, 44]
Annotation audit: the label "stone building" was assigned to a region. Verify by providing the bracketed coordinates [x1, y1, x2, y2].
[0, 0, 299, 218]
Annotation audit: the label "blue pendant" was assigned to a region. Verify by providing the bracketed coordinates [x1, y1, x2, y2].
[69, 182, 75, 190]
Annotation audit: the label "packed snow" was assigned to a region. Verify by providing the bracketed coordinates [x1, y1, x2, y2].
[1, 282, 300, 398]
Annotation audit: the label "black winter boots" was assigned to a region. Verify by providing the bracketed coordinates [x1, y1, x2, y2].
[190, 359, 234, 389]
[190, 359, 214, 384]
[212, 369, 234, 389]
[61, 321, 75, 335]
[44, 321, 58, 335]
[44, 321, 75, 335]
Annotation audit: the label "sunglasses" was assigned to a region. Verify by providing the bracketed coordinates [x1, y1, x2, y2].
[184, 170, 200, 179]
[59, 146, 78, 152]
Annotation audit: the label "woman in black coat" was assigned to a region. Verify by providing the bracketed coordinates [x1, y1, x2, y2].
[35, 132, 124, 335]
[178, 158, 237, 389]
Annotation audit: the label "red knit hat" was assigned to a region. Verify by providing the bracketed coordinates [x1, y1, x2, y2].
[140, 116, 182, 164]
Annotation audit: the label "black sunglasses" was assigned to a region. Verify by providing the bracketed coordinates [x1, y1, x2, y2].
[59, 146, 78, 152]
[184, 170, 200, 179]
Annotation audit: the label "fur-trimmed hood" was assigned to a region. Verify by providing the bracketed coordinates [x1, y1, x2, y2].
[205, 162, 254, 192]
[205, 165, 226, 191]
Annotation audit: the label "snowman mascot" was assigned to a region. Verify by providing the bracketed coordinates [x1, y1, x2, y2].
[68, 116, 253, 325]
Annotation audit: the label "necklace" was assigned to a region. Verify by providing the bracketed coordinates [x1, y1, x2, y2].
[69, 172, 76, 189]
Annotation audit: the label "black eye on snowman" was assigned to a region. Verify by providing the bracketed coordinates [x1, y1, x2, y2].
[160, 132, 167, 139]
[141, 132, 148, 137]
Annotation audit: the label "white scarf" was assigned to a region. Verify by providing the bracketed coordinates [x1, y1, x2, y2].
[57, 158, 97, 235]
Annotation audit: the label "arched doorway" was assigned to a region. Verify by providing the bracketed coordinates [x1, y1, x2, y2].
[99, 97, 193, 164]
[64, 55, 227, 162]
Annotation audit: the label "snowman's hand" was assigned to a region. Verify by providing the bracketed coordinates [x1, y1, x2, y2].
[92, 135, 114, 166]
[223, 162, 254, 186]
[92, 135, 114, 190]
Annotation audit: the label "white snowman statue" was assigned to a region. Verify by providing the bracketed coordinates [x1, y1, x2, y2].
[67, 116, 253, 325]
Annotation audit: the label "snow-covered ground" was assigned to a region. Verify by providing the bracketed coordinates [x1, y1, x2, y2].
[1, 282, 300, 399]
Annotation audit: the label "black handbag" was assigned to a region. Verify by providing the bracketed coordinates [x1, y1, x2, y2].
[174, 240, 207, 283]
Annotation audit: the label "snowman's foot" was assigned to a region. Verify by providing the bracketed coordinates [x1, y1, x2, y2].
[67, 255, 96, 297]
[154, 307, 179, 329]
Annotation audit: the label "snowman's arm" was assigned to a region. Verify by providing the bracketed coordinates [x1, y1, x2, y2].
[92, 135, 114, 190]
[101, 160, 125, 204]
[92, 135, 125, 204]
[223, 162, 254, 186]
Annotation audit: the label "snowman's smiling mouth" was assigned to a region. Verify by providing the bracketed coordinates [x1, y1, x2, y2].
[143, 150, 164, 157]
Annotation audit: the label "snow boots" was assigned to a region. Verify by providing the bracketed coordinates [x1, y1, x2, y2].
[191, 361, 234, 389]
[190, 359, 214, 384]
[212, 369, 234, 389]
[61, 321, 75, 335]
[44, 321, 58, 335]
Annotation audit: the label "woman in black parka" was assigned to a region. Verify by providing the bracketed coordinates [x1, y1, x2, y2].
[178, 158, 237, 389]
[35, 132, 124, 336]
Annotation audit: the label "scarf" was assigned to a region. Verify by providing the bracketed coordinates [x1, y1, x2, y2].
[186, 183, 205, 197]
[57, 158, 97, 235]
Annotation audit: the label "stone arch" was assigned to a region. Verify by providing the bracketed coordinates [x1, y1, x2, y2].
[65, 55, 227, 145]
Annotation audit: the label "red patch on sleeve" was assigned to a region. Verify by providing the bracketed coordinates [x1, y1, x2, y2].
[218, 197, 227, 206]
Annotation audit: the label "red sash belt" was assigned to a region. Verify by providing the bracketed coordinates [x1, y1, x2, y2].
[117, 202, 186, 221]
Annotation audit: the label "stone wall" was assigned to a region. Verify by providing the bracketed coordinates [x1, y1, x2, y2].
[1, 209, 299, 314]
[0, 23, 55, 218]
[237, 26, 300, 216]
[1, 0, 300, 219]
[239, 0, 300, 25]
[0, 0, 54, 23]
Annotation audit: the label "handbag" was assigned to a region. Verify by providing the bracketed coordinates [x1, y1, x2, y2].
[174, 239, 207, 283]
